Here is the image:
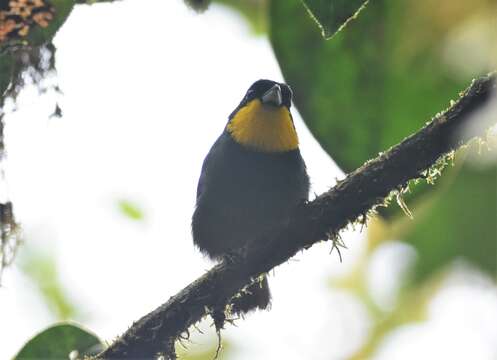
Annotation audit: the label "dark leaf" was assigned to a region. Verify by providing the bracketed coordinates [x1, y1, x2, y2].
[301, 0, 369, 39]
[14, 323, 103, 360]
[270, 0, 469, 172]
[405, 146, 497, 282]
[270, 0, 481, 219]
[21, 250, 79, 319]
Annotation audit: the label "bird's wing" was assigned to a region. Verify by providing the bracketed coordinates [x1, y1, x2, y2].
[196, 135, 222, 200]
[196, 157, 208, 200]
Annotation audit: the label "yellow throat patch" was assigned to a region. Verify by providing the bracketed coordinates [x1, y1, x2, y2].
[227, 99, 299, 152]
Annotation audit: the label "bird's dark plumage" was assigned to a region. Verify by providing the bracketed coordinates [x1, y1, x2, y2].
[192, 79, 309, 314]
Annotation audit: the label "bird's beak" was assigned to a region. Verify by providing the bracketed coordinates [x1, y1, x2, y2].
[261, 84, 282, 107]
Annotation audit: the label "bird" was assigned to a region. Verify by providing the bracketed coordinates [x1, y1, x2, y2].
[192, 79, 310, 315]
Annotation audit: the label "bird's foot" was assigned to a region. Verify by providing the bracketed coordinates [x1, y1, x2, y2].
[221, 249, 244, 266]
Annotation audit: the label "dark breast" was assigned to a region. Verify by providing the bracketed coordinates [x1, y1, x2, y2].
[192, 132, 310, 259]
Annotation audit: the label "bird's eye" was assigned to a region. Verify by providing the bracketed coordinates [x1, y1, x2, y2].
[245, 90, 255, 100]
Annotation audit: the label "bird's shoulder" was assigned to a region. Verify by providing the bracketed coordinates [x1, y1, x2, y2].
[196, 132, 230, 200]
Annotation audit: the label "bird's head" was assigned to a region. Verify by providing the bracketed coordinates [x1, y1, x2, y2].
[227, 79, 298, 153]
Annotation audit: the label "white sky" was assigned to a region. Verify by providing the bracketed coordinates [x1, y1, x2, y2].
[0, 1, 496, 359]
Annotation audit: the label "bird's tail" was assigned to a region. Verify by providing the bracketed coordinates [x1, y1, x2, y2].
[231, 276, 271, 315]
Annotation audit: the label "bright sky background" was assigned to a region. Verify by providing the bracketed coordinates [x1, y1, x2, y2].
[0, 1, 496, 359]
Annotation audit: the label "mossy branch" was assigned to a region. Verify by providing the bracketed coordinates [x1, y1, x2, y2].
[96, 73, 496, 359]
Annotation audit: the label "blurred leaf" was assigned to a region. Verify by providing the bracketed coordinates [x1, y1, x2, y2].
[335, 147, 496, 358]
[214, 0, 267, 34]
[184, 0, 212, 12]
[270, 0, 489, 221]
[21, 251, 79, 320]
[349, 271, 445, 359]
[270, 0, 472, 172]
[405, 146, 497, 282]
[301, 0, 369, 39]
[15, 323, 102, 360]
[75, 0, 120, 3]
[118, 199, 144, 221]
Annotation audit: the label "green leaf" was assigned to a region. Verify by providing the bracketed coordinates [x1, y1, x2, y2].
[14, 323, 102, 360]
[21, 251, 79, 320]
[118, 199, 145, 221]
[76, 0, 120, 3]
[270, 0, 469, 172]
[26, 0, 75, 47]
[270, 0, 484, 220]
[301, 0, 369, 39]
[405, 147, 497, 282]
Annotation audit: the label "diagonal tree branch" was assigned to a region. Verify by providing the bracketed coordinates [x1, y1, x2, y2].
[97, 73, 496, 359]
